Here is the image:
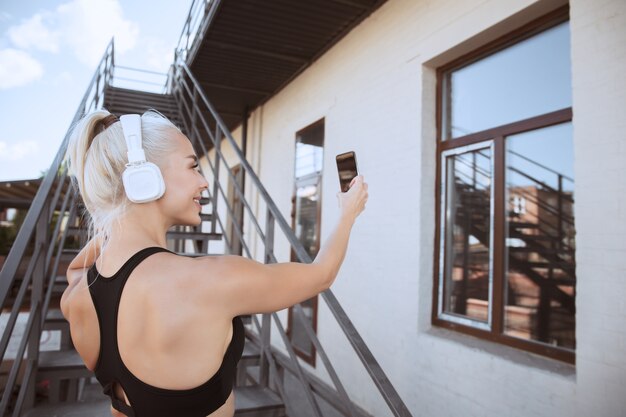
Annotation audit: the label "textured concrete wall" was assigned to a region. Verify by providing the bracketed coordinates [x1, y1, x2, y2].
[570, 0, 626, 416]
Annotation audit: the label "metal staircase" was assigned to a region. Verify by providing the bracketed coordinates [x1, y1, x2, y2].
[0, 39, 411, 417]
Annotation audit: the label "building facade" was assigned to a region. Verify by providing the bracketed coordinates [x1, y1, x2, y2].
[203, 0, 626, 415]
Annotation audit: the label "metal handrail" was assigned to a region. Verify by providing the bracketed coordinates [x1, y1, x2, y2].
[508, 149, 574, 183]
[169, 61, 411, 416]
[0, 39, 115, 416]
[172, 0, 221, 66]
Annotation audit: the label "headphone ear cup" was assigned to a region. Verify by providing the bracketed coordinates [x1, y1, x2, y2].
[122, 162, 166, 203]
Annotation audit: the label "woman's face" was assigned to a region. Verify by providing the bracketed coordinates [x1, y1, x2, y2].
[158, 131, 209, 227]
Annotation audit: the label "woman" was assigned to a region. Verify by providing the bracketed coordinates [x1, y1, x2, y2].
[60, 110, 368, 417]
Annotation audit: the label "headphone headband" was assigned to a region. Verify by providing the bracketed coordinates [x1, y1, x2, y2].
[119, 114, 146, 164]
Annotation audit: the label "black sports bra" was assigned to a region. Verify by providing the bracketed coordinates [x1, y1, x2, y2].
[87, 246, 245, 417]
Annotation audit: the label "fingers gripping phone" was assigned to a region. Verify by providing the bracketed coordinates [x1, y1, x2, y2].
[336, 151, 359, 193]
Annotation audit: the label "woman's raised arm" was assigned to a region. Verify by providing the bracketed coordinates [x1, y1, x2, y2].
[187, 175, 368, 316]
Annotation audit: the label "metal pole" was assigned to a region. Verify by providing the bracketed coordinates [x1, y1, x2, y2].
[259, 208, 275, 387]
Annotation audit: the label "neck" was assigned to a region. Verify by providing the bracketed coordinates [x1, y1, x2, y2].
[107, 204, 170, 249]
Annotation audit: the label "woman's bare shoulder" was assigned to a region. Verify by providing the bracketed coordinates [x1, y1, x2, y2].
[139, 252, 224, 303]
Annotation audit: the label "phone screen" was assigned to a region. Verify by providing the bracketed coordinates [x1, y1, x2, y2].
[336, 151, 358, 192]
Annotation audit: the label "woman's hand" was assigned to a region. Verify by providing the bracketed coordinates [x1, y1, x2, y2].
[336, 175, 368, 223]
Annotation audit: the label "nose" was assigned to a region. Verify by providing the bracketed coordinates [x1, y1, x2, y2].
[199, 178, 209, 192]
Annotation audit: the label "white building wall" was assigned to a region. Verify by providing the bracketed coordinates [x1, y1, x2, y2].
[569, 0, 626, 416]
[201, 0, 626, 415]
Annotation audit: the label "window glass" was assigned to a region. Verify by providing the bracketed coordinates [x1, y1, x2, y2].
[441, 146, 493, 324]
[294, 175, 322, 258]
[443, 22, 571, 139]
[504, 122, 575, 349]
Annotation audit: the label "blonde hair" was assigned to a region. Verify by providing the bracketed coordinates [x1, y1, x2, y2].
[66, 109, 180, 271]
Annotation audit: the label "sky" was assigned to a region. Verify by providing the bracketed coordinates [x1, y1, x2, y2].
[0, 0, 193, 181]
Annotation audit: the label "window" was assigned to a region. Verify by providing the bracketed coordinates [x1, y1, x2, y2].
[433, 8, 575, 363]
[287, 119, 324, 366]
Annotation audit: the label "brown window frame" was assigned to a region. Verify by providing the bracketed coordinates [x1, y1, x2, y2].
[432, 6, 575, 364]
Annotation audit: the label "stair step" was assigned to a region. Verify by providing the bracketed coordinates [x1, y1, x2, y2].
[200, 212, 213, 221]
[523, 261, 575, 270]
[105, 89, 176, 102]
[104, 86, 175, 100]
[66, 227, 87, 238]
[105, 90, 176, 102]
[37, 350, 92, 380]
[508, 246, 574, 255]
[175, 252, 207, 257]
[235, 386, 286, 416]
[58, 248, 80, 263]
[53, 275, 68, 294]
[166, 230, 222, 240]
[240, 341, 260, 366]
[105, 103, 180, 117]
[104, 93, 177, 107]
[509, 221, 540, 229]
[509, 232, 559, 241]
[45, 308, 66, 324]
[22, 398, 112, 417]
[105, 94, 177, 105]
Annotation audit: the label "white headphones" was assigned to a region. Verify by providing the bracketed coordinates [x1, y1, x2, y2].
[119, 114, 166, 203]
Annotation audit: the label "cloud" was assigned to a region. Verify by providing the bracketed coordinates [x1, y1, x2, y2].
[8, 13, 60, 53]
[4, 0, 139, 67]
[0, 11, 13, 22]
[53, 71, 73, 85]
[0, 140, 41, 161]
[56, 0, 139, 66]
[141, 37, 175, 72]
[0, 48, 44, 89]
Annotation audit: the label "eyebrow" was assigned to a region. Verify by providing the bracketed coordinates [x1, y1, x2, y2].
[185, 155, 198, 162]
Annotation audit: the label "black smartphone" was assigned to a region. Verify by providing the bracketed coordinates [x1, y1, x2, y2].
[336, 151, 359, 193]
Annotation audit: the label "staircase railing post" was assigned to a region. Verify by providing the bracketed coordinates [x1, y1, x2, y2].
[211, 126, 221, 235]
[191, 88, 199, 145]
[259, 207, 275, 388]
[557, 174, 564, 253]
[94, 72, 101, 110]
[24, 201, 50, 409]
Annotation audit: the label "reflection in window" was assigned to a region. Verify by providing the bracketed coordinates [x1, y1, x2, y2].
[442, 21, 571, 139]
[505, 123, 575, 349]
[441, 145, 493, 324]
[294, 177, 322, 259]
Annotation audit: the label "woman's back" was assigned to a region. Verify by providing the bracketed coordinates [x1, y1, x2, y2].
[63, 246, 242, 417]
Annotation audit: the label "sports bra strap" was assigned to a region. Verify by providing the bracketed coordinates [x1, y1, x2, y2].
[121, 247, 172, 276]
[88, 246, 172, 284]
[103, 381, 136, 417]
